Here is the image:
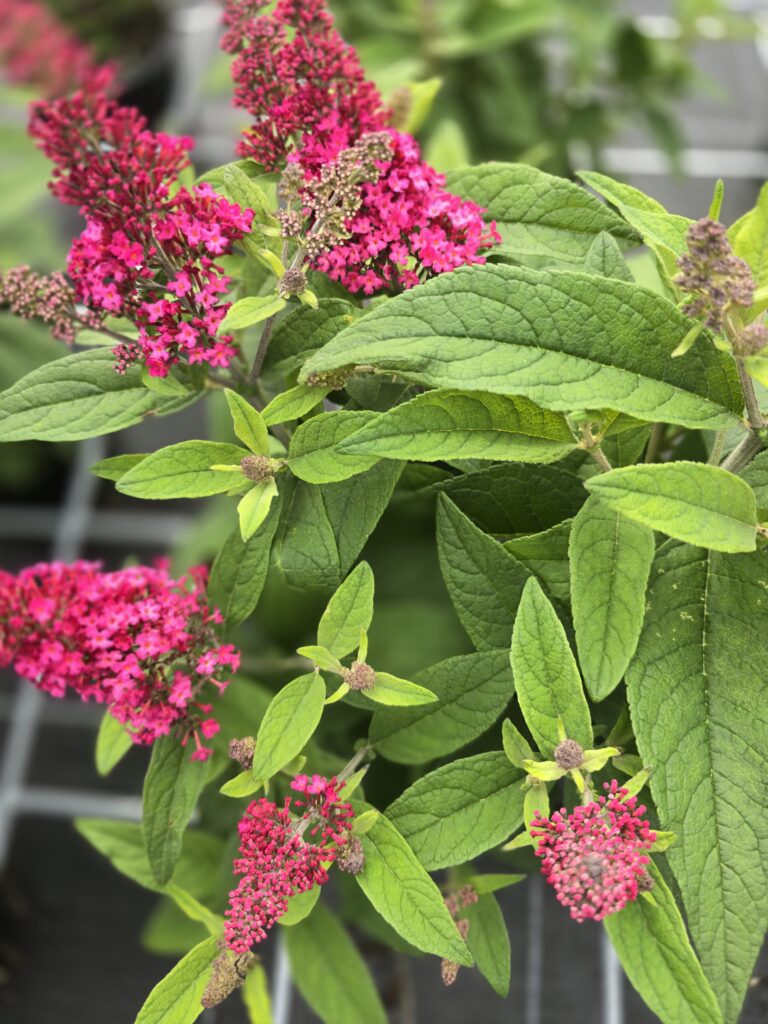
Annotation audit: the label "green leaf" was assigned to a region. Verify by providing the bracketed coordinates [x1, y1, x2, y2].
[605, 862, 723, 1024]
[437, 462, 587, 535]
[437, 493, 536, 650]
[95, 711, 133, 776]
[0, 349, 195, 442]
[511, 578, 593, 755]
[288, 411, 382, 484]
[279, 885, 322, 927]
[369, 650, 516, 764]
[242, 964, 272, 1024]
[446, 162, 637, 265]
[578, 170, 692, 278]
[117, 441, 246, 499]
[338, 389, 576, 464]
[583, 232, 634, 282]
[387, 752, 524, 869]
[142, 738, 210, 886]
[300, 264, 741, 430]
[90, 453, 147, 481]
[249, 673, 325, 781]
[164, 883, 223, 937]
[585, 462, 757, 553]
[208, 507, 281, 627]
[464, 894, 511, 997]
[355, 814, 473, 965]
[627, 542, 768, 1021]
[469, 873, 524, 896]
[741, 449, 768, 510]
[134, 935, 219, 1024]
[222, 163, 276, 222]
[729, 181, 768, 293]
[220, 771, 262, 798]
[285, 904, 387, 1024]
[296, 645, 343, 673]
[272, 477, 342, 590]
[569, 496, 655, 700]
[365, 672, 437, 706]
[264, 299, 360, 377]
[219, 295, 286, 333]
[504, 519, 573, 607]
[501, 718, 535, 767]
[317, 561, 375, 658]
[238, 479, 278, 541]
[321, 462, 403, 576]
[224, 390, 270, 455]
[262, 383, 329, 426]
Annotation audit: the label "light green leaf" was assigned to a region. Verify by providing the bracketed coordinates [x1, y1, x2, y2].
[279, 886, 322, 927]
[469, 873, 525, 896]
[741, 449, 768, 509]
[578, 170, 692, 278]
[583, 231, 634, 282]
[446, 162, 637, 264]
[338, 389, 576, 464]
[164, 883, 223, 936]
[95, 711, 133, 776]
[585, 462, 757, 553]
[208, 506, 281, 627]
[387, 752, 524, 869]
[238, 479, 278, 541]
[317, 561, 375, 658]
[220, 771, 262, 798]
[142, 738, 210, 886]
[222, 163, 276, 222]
[356, 815, 473, 965]
[501, 718, 535, 767]
[117, 441, 246, 499]
[288, 411, 382, 484]
[605, 862, 723, 1024]
[90, 453, 148, 482]
[511, 577, 593, 755]
[249, 673, 325, 781]
[0, 349, 195, 442]
[437, 493, 537, 650]
[370, 650, 516, 765]
[219, 295, 286, 333]
[286, 904, 387, 1024]
[262, 383, 330, 426]
[365, 672, 437, 706]
[242, 964, 272, 1024]
[627, 542, 768, 1021]
[296, 645, 343, 673]
[729, 181, 768, 294]
[224, 390, 270, 455]
[134, 935, 219, 1024]
[569, 495, 655, 700]
[300, 264, 741, 430]
[464, 893, 511, 997]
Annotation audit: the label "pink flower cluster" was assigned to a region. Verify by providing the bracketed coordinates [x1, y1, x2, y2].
[0, 0, 111, 98]
[0, 560, 239, 760]
[531, 781, 656, 922]
[222, 0, 498, 295]
[224, 774, 353, 953]
[29, 89, 253, 376]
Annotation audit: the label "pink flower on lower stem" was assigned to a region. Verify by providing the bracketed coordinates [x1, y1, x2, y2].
[530, 781, 656, 922]
[0, 560, 238, 759]
[224, 776, 354, 953]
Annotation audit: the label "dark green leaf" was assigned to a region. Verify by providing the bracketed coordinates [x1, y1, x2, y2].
[208, 504, 281, 627]
[464, 894, 511, 997]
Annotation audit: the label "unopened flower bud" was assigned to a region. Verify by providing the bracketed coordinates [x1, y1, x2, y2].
[459, 884, 478, 908]
[441, 959, 460, 986]
[336, 835, 365, 874]
[637, 869, 655, 893]
[735, 321, 768, 357]
[201, 949, 255, 1008]
[229, 736, 256, 770]
[240, 454, 273, 482]
[279, 268, 308, 297]
[343, 660, 376, 691]
[554, 738, 584, 770]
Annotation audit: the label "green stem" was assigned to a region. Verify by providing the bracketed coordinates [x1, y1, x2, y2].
[720, 431, 764, 475]
[737, 358, 764, 432]
[644, 422, 665, 464]
[708, 428, 728, 466]
[248, 314, 277, 384]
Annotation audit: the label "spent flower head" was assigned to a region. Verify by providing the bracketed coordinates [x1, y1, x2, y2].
[675, 217, 755, 333]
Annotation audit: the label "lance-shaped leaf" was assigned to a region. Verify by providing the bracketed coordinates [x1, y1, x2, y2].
[249, 673, 325, 781]
[511, 577, 593, 754]
[464, 893, 511, 997]
[262, 383, 329, 425]
[569, 496, 655, 700]
[134, 935, 220, 1024]
[299, 264, 741, 430]
[95, 711, 133, 776]
[369, 650, 515, 765]
[286, 904, 387, 1024]
[317, 561, 375, 658]
[387, 752, 524, 869]
[288, 411, 382, 484]
[730, 181, 768, 296]
[446, 162, 637, 264]
[585, 462, 757, 554]
[505, 519, 573, 607]
[365, 672, 437, 706]
[238, 479, 278, 541]
[219, 295, 286, 333]
[142, 739, 211, 886]
[627, 541, 768, 1021]
[338, 389, 575, 464]
[224, 389, 270, 455]
[437, 494, 536, 650]
[117, 441, 247, 499]
[90, 453, 148, 481]
[242, 964, 272, 1024]
[355, 814, 473, 965]
[208, 503, 281, 627]
[605, 862, 723, 1024]
[0, 348, 195, 442]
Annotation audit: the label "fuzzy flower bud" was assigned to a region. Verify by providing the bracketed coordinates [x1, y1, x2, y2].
[734, 321, 768, 357]
[336, 835, 365, 875]
[229, 736, 257, 771]
[554, 738, 585, 770]
[279, 268, 308, 297]
[0, 265, 100, 345]
[305, 367, 354, 389]
[240, 455, 274, 483]
[675, 218, 755, 332]
[343, 660, 376, 692]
